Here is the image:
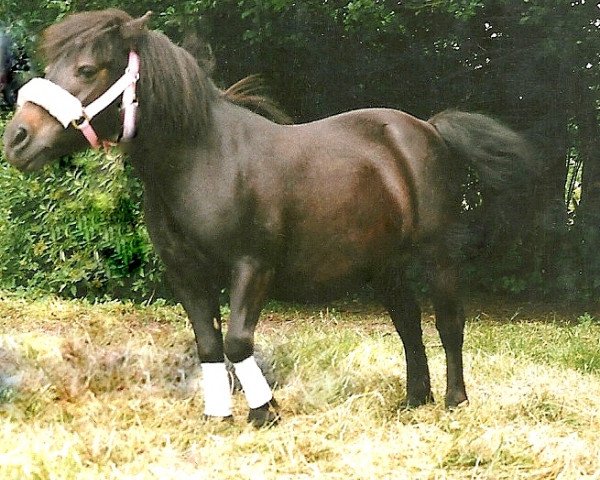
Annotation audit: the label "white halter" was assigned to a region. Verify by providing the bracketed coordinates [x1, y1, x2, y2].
[16, 51, 140, 149]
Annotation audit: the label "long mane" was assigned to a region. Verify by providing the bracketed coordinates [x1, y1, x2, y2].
[40, 9, 290, 143]
[136, 29, 217, 142]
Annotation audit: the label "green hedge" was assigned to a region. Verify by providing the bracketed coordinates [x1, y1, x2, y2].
[0, 115, 165, 300]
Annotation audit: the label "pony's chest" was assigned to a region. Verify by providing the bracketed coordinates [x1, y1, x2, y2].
[170, 185, 240, 241]
[144, 172, 238, 250]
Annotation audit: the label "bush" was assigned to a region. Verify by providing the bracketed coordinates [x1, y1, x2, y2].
[0, 116, 165, 300]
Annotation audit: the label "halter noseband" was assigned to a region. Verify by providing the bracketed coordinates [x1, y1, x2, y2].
[16, 51, 140, 149]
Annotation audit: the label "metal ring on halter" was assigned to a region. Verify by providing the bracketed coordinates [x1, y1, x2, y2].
[125, 69, 140, 82]
[71, 113, 91, 130]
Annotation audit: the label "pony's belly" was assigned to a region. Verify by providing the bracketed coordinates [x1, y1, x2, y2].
[269, 271, 369, 303]
[268, 229, 408, 302]
[269, 252, 388, 302]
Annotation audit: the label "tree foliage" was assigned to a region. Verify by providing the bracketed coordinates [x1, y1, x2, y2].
[0, 1, 598, 300]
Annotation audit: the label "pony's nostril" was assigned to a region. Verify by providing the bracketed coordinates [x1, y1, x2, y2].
[11, 125, 30, 149]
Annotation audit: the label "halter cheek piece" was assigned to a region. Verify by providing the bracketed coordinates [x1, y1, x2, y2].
[16, 51, 140, 150]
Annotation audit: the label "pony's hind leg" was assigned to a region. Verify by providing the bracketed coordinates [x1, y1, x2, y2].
[428, 253, 469, 408]
[379, 272, 434, 407]
[224, 256, 279, 427]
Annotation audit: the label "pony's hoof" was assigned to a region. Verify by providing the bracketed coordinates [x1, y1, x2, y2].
[446, 398, 470, 410]
[445, 392, 469, 410]
[203, 414, 234, 424]
[248, 400, 280, 428]
[402, 392, 435, 409]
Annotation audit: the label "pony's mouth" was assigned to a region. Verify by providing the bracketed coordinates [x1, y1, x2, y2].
[23, 152, 53, 172]
[4, 146, 53, 173]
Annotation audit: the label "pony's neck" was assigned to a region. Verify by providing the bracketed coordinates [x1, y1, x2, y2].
[132, 30, 218, 146]
[126, 94, 279, 183]
[123, 32, 286, 179]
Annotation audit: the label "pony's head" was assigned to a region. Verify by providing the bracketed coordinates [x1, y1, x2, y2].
[4, 8, 288, 173]
[3, 9, 151, 171]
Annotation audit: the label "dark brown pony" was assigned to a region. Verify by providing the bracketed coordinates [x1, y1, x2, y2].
[3, 9, 536, 427]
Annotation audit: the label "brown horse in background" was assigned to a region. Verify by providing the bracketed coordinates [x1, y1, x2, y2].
[3, 9, 536, 427]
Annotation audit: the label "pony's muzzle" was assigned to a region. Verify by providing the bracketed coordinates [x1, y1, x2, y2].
[2, 102, 64, 171]
[3, 102, 41, 160]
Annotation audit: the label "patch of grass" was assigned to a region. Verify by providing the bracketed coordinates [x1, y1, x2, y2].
[468, 315, 600, 374]
[1, 294, 600, 478]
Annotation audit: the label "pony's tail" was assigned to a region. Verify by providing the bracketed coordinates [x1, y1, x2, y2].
[428, 110, 538, 246]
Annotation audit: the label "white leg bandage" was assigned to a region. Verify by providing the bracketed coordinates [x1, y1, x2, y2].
[201, 362, 233, 417]
[234, 356, 273, 409]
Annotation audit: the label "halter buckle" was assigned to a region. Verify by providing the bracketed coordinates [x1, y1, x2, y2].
[71, 113, 91, 130]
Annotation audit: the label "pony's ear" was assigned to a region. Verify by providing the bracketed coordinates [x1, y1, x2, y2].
[120, 11, 152, 44]
[182, 31, 216, 75]
[199, 43, 216, 75]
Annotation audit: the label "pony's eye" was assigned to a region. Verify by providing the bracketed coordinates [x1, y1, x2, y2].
[77, 65, 99, 79]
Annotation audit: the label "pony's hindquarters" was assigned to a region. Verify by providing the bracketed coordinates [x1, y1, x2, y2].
[420, 110, 536, 408]
[428, 110, 537, 240]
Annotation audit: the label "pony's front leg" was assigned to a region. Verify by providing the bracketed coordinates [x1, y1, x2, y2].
[224, 256, 278, 427]
[170, 275, 231, 420]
